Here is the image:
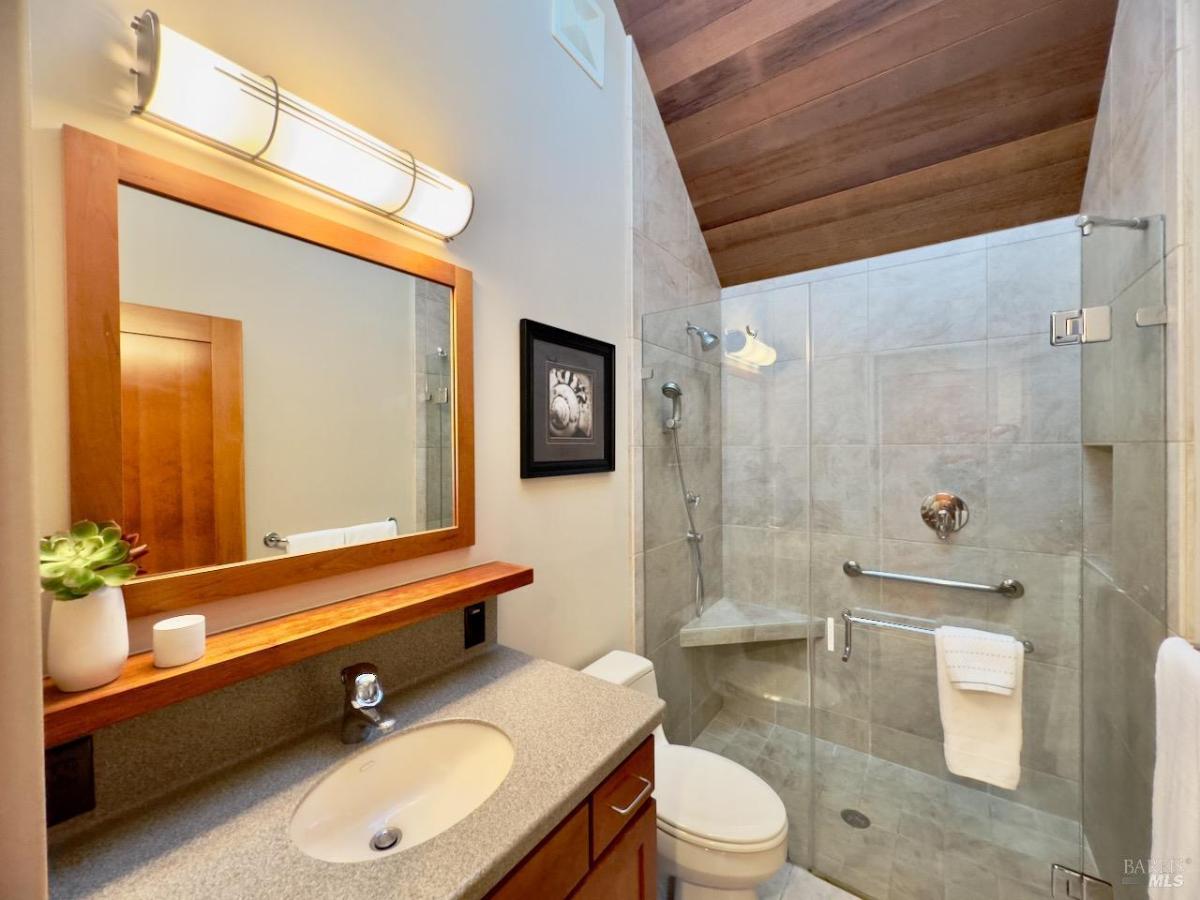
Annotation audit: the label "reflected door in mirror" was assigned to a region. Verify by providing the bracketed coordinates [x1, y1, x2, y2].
[120, 303, 246, 574]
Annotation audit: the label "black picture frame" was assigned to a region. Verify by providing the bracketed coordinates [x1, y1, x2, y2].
[520, 319, 616, 478]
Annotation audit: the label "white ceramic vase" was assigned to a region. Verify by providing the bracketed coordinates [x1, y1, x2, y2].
[46, 585, 130, 692]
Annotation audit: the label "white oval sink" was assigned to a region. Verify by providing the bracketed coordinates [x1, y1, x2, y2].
[289, 719, 514, 863]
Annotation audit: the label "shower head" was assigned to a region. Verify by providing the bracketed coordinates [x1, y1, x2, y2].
[661, 381, 682, 398]
[686, 323, 720, 351]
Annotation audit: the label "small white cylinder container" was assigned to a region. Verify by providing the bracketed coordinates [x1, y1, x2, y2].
[152, 614, 206, 668]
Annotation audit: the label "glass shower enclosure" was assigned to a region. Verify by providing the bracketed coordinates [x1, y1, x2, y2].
[641, 214, 1167, 899]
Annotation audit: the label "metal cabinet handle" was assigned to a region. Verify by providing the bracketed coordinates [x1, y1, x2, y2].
[609, 775, 653, 816]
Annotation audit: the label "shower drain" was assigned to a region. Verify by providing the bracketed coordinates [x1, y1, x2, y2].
[840, 809, 871, 829]
[370, 827, 402, 851]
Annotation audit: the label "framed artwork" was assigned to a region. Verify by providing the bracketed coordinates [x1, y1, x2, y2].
[520, 319, 615, 478]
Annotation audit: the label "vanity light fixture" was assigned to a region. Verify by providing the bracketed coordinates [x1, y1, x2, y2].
[129, 10, 474, 240]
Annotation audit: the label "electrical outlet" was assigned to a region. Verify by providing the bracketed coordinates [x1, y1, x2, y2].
[464, 602, 486, 649]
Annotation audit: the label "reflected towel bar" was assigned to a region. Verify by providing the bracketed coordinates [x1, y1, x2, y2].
[840, 609, 1034, 662]
[264, 517, 398, 549]
[843, 560, 1023, 598]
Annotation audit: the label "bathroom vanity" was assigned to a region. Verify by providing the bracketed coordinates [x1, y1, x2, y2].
[48, 647, 662, 899]
[489, 736, 655, 899]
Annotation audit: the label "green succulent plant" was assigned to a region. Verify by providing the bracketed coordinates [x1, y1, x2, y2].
[39, 520, 148, 600]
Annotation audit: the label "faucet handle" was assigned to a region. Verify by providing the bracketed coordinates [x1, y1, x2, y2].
[341, 663, 383, 709]
[352, 673, 383, 709]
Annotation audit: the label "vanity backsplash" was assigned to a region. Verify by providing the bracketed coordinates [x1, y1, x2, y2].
[47, 600, 496, 845]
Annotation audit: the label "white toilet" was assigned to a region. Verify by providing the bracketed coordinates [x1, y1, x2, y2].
[582, 651, 788, 900]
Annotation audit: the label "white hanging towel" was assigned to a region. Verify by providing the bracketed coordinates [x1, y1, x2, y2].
[937, 625, 1021, 695]
[935, 626, 1024, 789]
[344, 519, 399, 546]
[1150, 637, 1200, 898]
[285, 527, 346, 555]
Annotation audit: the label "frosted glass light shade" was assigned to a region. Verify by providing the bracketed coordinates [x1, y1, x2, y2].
[131, 10, 473, 239]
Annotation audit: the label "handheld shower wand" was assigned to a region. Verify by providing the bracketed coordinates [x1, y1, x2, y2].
[662, 381, 683, 430]
[660, 381, 705, 617]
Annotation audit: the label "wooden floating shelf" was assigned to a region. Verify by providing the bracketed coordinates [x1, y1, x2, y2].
[44, 561, 533, 747]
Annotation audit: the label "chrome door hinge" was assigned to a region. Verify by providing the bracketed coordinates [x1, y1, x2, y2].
[1052, 864, 1113, 900]
[1051, 307, 1111, 346]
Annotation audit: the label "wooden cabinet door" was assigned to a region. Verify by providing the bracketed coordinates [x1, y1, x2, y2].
[488, 803, 590, 900]
[571, 800, 656, 900]
[120, 302, 245, 572]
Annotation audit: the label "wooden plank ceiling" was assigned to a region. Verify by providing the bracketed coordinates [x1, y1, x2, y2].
[616, 0, 1117, 286]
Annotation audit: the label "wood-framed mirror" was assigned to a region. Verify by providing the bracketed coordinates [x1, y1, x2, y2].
[63, 126, 474, 619]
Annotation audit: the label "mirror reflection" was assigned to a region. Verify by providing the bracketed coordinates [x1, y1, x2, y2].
[117, 185, 454, 576]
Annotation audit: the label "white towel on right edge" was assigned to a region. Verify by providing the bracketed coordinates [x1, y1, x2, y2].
[1150, 637, 1200, 898]
[935, 626, 1024, 789]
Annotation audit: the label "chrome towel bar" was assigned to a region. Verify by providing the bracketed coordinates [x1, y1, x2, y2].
[843, 560, 1023, 598]
[840, 609, 1034, 662]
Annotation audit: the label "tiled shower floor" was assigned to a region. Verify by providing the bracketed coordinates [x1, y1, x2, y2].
[692, 711, 1086, 900]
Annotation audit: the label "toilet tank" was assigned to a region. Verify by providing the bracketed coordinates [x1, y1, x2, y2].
[581, 650, 659, 700]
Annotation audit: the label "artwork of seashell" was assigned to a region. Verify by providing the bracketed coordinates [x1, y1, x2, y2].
[548, 366, 593, 439]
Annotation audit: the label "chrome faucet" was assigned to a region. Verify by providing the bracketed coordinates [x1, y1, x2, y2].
[340, 663, 395, 744]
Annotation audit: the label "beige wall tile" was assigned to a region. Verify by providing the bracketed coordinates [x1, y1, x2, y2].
[868, 251, 987, 351]
[987, 231, 1081, 338]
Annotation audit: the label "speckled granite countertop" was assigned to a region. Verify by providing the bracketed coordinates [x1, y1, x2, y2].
[49, 647, 663, 900]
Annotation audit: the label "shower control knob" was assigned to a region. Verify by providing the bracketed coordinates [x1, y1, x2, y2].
[920, 492, 968, 541]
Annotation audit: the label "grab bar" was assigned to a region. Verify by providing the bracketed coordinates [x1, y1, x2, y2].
[840, 609, 1033, 662]
[843, 560, 1023, 598]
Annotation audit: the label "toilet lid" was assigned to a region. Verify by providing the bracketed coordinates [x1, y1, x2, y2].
[654, 744, 787, 845]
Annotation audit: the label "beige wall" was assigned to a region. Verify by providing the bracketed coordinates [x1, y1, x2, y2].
[119, 185, 419, 553]
[25, 0, 635, 666]
[0, 1, 50, 895]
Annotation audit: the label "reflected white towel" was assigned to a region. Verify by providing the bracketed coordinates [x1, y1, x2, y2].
[935, 626, 1024, 789]
[344, 519, 398, 547]
[1150, 637, 1200, 898]
[285, 527, 345, 555]
[938, 625, 1021, 695]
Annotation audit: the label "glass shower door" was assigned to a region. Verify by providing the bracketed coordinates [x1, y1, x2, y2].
[806, 221, 1090, 899]
[1078, 216, 1168, 898]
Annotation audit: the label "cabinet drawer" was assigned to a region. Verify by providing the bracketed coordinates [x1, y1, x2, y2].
[489, 802, 590, 900]
[590, 736, 654, 860]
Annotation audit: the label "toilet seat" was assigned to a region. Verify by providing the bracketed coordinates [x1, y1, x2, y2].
[654, 744, 788, 853]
